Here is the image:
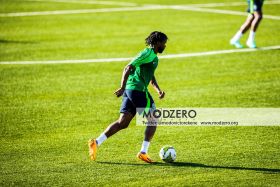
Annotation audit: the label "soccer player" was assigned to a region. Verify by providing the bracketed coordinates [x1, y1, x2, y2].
[88, 31, 168, 163]
[230, 0, 264, 48]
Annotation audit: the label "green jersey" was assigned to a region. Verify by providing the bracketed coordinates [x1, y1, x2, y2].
[125, 48, 158, 92]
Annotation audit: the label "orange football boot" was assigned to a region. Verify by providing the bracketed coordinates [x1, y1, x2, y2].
[137, 152, 153, 163]
[88, 139, 97, 160]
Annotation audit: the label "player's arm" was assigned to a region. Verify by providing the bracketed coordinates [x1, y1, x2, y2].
[114, 65, 134, 97]
[151, 75, 165, 99]
[115, 48, 148, 97]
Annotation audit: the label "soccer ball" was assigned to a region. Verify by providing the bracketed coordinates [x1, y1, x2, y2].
[159, 145, 176, 163]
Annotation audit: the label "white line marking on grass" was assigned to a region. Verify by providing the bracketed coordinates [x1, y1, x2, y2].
[170, 6, 280, 20]
[0, 6, 166, 17]
[27, 0, 138, 7]
[1, 45, 279, 65]
[182, 1, 280, 7]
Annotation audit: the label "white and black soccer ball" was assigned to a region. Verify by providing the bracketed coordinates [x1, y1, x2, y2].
[159, 145, 176, 163]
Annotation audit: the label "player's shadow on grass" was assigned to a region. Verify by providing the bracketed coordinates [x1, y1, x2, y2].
[0, 39, 38, 44]
[97, 161, 280, 173]
[165, 162, 280, 173]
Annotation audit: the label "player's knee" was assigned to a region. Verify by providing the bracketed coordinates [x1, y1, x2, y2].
[257, 14, 263, 21]
[254, 13, 262, 21]
[248, 14, 255, 21]
[118, 119, 129, 129]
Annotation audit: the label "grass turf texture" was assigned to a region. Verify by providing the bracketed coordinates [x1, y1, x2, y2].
[1, 0, 280, 186]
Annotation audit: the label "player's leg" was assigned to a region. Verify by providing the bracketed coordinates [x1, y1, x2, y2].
[251, 11, 263, 32]
[137, 112, 158, 161]
[144, 123, 157, 142]
[230, 14, 254, 48]
[96, 112, 134, 145]
[88, 90, 135, 160]
[137, 120, 157, 163]
[230, 0, 256, 48]
[88, 113, 134, 160]
[246, 0, 264, 48]
[240, 14, 255, 34]
[136, 92, 157, 163]
[246, 11, 263, 48]
[103, 112, 134, 138]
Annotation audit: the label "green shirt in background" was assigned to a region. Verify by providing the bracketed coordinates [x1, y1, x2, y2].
[125, 48, 158, 92]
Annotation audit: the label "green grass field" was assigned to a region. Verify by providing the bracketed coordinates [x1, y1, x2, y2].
[1, 0, 280, 186]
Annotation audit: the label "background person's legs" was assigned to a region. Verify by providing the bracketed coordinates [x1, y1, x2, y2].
[247, 11, 263, 48]
[230, 14, 254, 48]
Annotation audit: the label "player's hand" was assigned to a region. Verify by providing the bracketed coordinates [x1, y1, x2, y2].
[158, 91, 165, 99]
[114, 87, 125, 97]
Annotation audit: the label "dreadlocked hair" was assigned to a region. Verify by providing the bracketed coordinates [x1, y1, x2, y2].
[145, 31, 168, 46]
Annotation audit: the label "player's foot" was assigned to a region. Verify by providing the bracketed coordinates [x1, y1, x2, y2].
[88, 139, 97, 160]
[246, 40, 257, 48]
[230, 39, 243, 48]
[137, 152, 153, 163]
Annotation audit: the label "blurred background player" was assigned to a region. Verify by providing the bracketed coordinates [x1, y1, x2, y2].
[88, 31, 168, 163]
[230, 0, 264, 48]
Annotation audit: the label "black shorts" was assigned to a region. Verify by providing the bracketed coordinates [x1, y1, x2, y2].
[247, 0, 264, 13]
[120, 89, 155, 116]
